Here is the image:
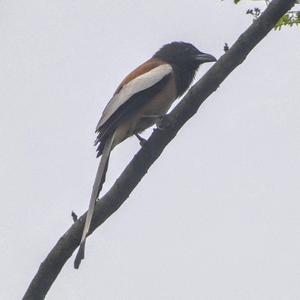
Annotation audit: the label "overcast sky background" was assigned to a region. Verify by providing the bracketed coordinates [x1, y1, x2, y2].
[1, 1, 300, 299]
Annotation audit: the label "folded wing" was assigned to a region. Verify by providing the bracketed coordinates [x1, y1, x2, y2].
[96, 60, 173, 131]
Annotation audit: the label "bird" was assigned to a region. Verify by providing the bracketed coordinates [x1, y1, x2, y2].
[74, 41, 216, 269]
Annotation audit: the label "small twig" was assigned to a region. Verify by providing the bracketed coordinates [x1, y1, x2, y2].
[71, 211, 78, 222]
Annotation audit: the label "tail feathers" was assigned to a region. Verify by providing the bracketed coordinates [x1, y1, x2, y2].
[74, 132, 115, 269]
[74, 241, 85, 269]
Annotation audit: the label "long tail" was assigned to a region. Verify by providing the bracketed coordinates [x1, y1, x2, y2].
[74, 132, 116, 269]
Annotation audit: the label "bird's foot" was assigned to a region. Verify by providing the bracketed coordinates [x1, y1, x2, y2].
[141, 114, 163, 120]
[156, 114, 173, 130]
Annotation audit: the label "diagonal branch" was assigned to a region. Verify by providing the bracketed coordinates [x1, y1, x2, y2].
[23, 0, 297, 299]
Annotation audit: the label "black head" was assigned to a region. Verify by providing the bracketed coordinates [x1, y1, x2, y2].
[153, 41, 216, 71]
[153, 41, 216, 96]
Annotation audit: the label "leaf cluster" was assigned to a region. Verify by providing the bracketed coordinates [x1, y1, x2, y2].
[274, 10, 300, 30]
[233, 0, 300, 30]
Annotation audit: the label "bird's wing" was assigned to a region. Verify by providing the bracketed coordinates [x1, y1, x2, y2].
[96, 60, 173, 131]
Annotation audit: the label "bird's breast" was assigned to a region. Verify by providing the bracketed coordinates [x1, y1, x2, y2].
[112, 76, 177, 147]
[134, 76, 177, 132]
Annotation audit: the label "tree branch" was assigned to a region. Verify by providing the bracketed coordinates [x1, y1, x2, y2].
[23, 0, 297, 299]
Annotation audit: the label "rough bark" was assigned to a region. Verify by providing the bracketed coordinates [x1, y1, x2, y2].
[23, 0, 297, 299]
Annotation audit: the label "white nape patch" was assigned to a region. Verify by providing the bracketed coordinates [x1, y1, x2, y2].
[97, 64, 173, 129]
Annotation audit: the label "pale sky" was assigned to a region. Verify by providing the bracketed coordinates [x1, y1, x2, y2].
[1, 1, 300, 299]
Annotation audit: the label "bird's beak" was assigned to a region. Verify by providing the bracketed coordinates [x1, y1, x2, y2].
[195, 53, 217, 63]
